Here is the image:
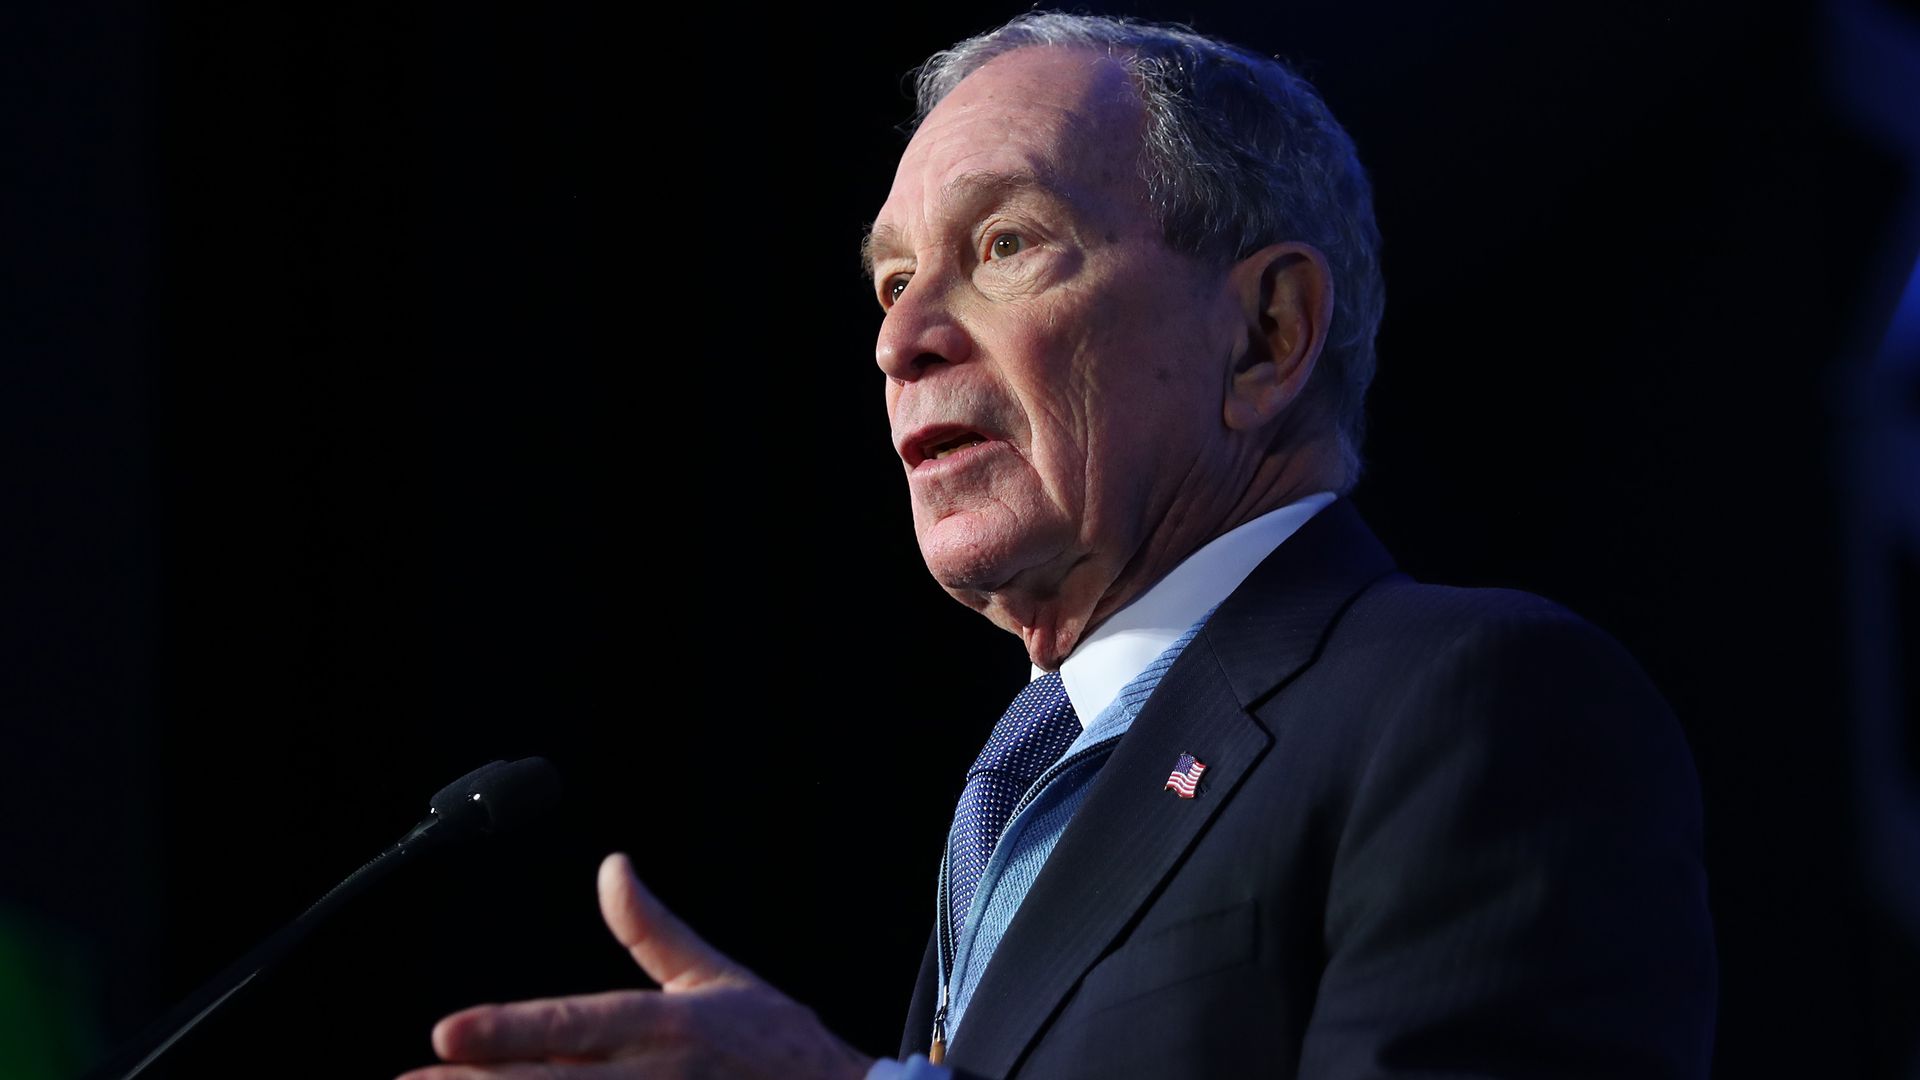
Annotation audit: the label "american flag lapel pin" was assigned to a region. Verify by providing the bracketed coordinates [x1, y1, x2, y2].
[1164, 752, 1207, 798]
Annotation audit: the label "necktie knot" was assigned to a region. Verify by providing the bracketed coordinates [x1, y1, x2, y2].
[949, 671, 1080, 939]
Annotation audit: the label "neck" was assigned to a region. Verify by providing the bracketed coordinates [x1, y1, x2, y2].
[970, 448, 1340, 669]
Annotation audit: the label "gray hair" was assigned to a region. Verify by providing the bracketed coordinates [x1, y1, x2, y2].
[913, 12, 1384, 490]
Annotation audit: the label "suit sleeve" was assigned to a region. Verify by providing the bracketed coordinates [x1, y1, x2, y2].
[1298, 603, 1717, 1079]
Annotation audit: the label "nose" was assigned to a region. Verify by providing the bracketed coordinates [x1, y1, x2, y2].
[875, 278, 973, 384]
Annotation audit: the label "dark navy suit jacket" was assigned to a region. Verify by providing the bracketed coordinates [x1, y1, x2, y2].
[900, 498, 1716, 1079]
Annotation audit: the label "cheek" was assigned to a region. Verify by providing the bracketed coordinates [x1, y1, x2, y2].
[1070, 295, 1222, 502]
[982, 266, 1217, 501]
[998, 298, 1104, 430]
[997, 325, 1098, 499]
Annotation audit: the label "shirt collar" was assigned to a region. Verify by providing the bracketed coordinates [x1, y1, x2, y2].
[1034, 492, 1339, 727]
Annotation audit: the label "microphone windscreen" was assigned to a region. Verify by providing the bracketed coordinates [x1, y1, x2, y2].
[431, 759, 509, 810]
[429, 757, 563, 836]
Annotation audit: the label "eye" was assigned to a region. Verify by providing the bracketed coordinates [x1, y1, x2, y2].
[987, 232, 1026, 260]
[882, 274, 910, 306]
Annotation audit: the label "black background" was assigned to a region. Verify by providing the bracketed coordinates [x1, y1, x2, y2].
[3, 1, 1917, 1077]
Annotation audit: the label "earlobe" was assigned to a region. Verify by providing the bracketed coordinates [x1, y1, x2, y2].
[1221, 242, 1334, 432]
[1223, 358, 1288, 430]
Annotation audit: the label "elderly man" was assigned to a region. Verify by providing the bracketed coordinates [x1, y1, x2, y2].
[400, 13, 1716, 1080]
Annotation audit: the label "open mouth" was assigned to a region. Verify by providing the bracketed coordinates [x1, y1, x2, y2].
[927, 432, 987, 460]
[905, 425, 994, 468]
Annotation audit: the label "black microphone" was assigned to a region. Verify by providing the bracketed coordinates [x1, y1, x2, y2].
[87, 757, 564, 1080]
[405, 756, 565, 851]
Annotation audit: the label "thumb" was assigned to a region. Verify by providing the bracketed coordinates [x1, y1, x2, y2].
[598, 852, 755, 993]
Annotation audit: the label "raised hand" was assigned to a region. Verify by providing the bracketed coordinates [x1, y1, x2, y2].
[397, 853, 875, 1080]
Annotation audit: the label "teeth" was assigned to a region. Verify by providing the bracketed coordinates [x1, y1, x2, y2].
[932, 436, 985, 460]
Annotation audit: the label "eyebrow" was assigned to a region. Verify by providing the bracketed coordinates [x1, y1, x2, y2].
[860, 169, 1071, 277]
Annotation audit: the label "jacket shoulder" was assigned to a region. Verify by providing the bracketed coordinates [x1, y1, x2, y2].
[1318, 574, 1659, 699]
[1287, 577, 1716, 1078]
[1256, 572, 1694, 818]
[1343, 573, 1612, 644]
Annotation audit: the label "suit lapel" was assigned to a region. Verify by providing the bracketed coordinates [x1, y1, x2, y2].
[1202, 498, 1401, 709]
[945, 637, 1270, 1077]
[900, 924, 939, 1058]
[942, 499, 1397, 1077]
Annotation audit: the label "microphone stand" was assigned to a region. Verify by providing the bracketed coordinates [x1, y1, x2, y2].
[84, 757, 559, 1080]
[86, 814, 460, 1080]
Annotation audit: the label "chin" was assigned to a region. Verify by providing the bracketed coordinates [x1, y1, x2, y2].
[918, 535, 1017, 595]
[914, 511, 1053, 597]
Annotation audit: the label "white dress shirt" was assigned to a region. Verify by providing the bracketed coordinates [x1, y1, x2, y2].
[1045, 491, 1339, 724]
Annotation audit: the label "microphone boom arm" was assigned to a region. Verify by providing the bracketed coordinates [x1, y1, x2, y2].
[85, 756, 561, 1080]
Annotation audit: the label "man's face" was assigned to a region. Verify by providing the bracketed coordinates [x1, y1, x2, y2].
[867, 47, 1237, 615]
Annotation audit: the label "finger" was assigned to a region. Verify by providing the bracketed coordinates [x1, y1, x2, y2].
[598, 852, 752, 992]
[432, 990, 668, 1063]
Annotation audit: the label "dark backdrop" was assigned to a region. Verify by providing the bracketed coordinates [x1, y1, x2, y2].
[3, 2, 1916, 1077]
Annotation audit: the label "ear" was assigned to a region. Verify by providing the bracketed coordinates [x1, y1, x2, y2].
[1222, 241, 1335, 432]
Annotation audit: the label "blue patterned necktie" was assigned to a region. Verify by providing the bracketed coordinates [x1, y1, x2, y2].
[948, 671, 1081, 939]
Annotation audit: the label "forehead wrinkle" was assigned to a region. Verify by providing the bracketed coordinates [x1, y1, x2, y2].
[937, 167, 1067, 208]
[864, 57, 1145, 279]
